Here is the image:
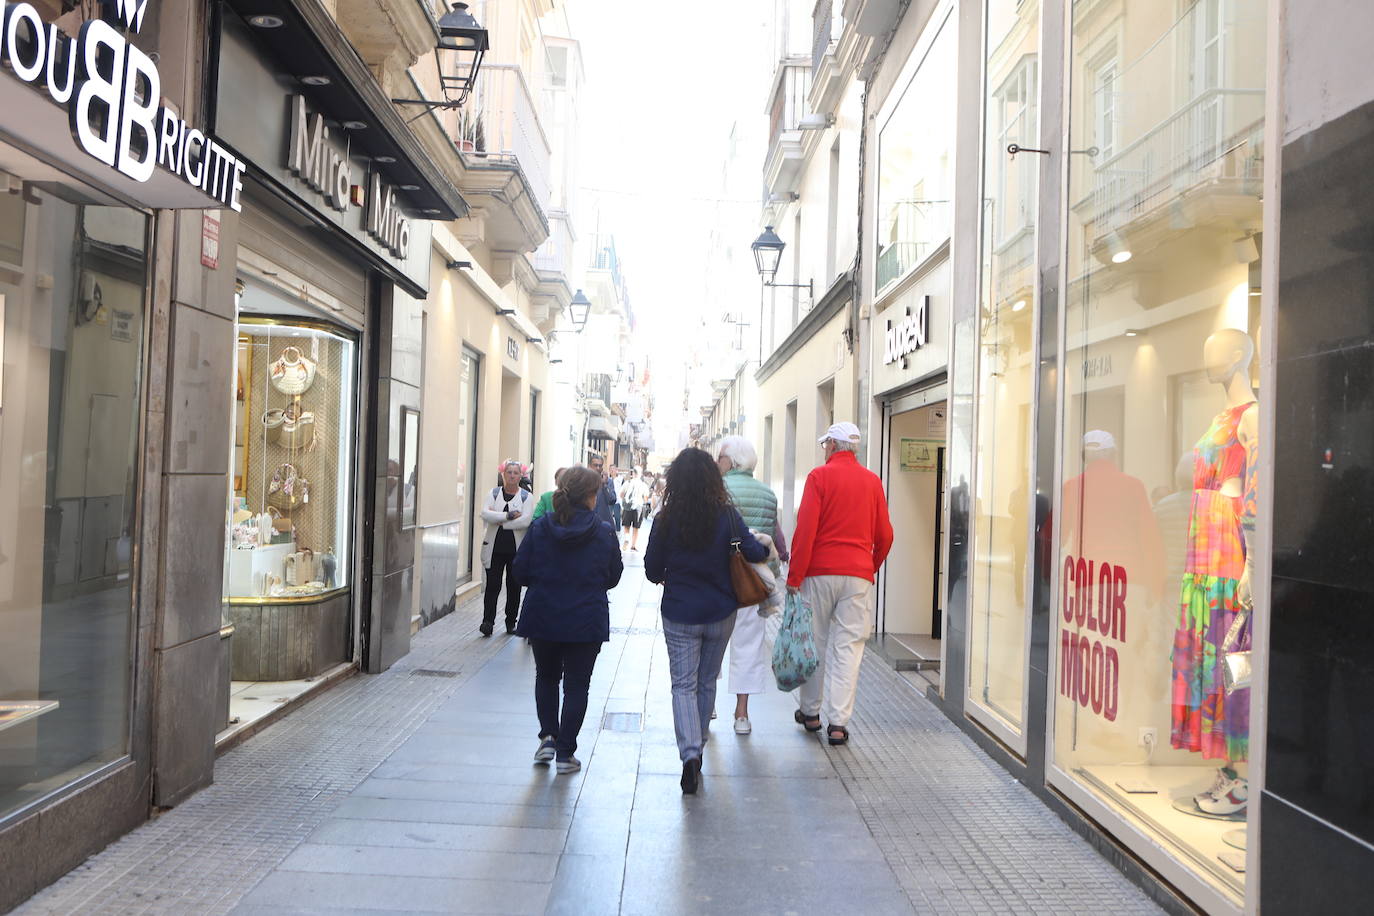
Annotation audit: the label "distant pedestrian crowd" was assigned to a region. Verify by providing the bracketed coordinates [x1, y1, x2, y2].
[479, 421, 892, 790]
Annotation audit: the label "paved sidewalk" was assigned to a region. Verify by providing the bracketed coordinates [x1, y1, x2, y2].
[16, 556, 1161, 915]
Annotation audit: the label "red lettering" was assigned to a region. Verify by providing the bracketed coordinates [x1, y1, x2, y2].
[1062, 557, 1076, 623]
[1112, 565, 1128, 641]
[1096, 562, 1113, 636]
[1075, 636, 1091, 707]
[1104, 646, 1119, 721]
[1090, 642, 1104, 714]
[1074, 557, 1089, 627]
[1060, 629, 1073, 697]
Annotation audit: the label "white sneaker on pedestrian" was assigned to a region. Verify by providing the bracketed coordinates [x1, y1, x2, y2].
[555, 757, 581, 774]
[533, 737, 556, 764]
[733, 716, 751, 735]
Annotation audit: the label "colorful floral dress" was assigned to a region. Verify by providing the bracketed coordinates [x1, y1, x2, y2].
[1170, 401, 1255, 762]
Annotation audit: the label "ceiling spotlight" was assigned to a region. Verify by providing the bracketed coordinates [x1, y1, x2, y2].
[1124, 328, 1141, 338]
[1103, 231, 1132, 264]
[399, 184, 420, 191]
[247, 14, 284, 27]
[341, 120, 368, 130]
[373, 155, 397, 164]
[300, 75, 331, 86]
[1111, 249, 1132, 264]
[422, 208, 442, 215]
[1011, 299, 1027, 312]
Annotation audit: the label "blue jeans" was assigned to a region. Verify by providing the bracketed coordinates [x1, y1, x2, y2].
[662, 615, 736, 761]
[530, 639, 602, 761]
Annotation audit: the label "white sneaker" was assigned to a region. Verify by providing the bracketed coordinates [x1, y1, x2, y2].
[533, 737, 556, 764]
[555, 757, 581, 774]
[734, 716, 752, 735]
[1195, 771, 1248, 815]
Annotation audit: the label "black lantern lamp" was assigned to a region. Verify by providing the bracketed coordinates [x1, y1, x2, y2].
[568, 289, 592, 332]
[751, 225, 812, 294]
[392, 2, 489, 110]
[751, 225, 785, 283]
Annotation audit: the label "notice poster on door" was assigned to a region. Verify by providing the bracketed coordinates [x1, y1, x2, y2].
[926, 405, 947, 437]
[900, 438, 942, 472]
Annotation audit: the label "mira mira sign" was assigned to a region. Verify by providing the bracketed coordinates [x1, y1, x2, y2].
[286, 95, 411, 259]
[0, 0, 245, 210]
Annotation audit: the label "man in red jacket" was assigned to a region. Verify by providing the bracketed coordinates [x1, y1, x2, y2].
[787, 422, 894, 746]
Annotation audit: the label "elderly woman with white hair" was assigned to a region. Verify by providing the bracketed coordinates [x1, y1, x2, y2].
[479, 459, 536, 637]
[715, 435, 789, 734]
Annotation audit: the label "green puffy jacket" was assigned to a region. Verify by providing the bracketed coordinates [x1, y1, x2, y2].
[723, 468, 779, 539]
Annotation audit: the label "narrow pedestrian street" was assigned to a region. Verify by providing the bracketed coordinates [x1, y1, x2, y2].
[17, 555, 1159, 916]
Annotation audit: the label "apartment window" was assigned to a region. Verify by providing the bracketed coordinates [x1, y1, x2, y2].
[762, 415, 775, 485]
[1089, 53, 1119, 160]
[783, 401, 798, 528]
[826, 138, 841, 283]
[876, 11, 957, 292]
[816, 379, 835, 466]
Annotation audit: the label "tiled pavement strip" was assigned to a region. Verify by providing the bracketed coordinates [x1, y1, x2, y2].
[16, 556, 1162, 916]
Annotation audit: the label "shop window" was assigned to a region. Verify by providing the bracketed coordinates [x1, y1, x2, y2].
[225, 317, 357, 601]
[967, 0, 1041, 743]
[876, 10, 956, 293]
[458, 348, 481, 581]
[1053, 0, 1266, 906]
[0, 151, 148, 821]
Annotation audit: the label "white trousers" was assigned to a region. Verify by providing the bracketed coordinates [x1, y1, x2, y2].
[797, 575, 873, 727]
[728, 605, 772, 696]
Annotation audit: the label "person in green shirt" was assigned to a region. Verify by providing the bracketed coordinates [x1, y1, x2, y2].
[533, 467, 567, 520]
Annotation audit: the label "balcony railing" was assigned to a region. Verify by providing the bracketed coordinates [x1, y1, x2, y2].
[533, 210, 573, 275]
[768, 60, 811, 153]
[1079, 87, 1263, 239]
[455, 64, 552, 212]
[812, 0, 835, 73]
[875, 199, 950, 292]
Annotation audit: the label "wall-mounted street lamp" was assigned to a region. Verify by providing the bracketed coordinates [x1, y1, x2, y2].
[568, 289, 592, 332]
[391, 3, 489, 111]
[751, 225, 812, 296]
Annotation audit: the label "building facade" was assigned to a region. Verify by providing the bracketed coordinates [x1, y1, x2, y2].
[0, 0, 465, 906]
[744, 0, 1374, 911]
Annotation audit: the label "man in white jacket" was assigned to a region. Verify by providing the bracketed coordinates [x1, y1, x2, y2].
[479, 460, 535, 636]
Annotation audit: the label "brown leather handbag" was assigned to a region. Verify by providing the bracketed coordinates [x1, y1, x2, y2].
[728, 511, 769, 608]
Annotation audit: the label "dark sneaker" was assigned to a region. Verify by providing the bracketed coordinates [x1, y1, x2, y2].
[479, 622, 493, 637]
[680, 757, 701, 794]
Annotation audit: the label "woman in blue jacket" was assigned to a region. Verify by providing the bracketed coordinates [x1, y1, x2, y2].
[644, 448, 768, 794]
[513, 466, 623, 774]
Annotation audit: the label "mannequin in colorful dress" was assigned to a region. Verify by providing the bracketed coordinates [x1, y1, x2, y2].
[1171, 328, 1258, 816]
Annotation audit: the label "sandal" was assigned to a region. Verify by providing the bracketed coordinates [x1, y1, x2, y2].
[827, 725, 849, 746]
[794, 710, 822, 732]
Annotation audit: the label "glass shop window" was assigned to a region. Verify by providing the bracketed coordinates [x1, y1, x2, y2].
[1052, 0, 1266, 905]
[0, 148, 148, 819]
[226, 317, 357, 601]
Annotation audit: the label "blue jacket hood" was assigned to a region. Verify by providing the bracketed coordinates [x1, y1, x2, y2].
[544, 507, 600, 543]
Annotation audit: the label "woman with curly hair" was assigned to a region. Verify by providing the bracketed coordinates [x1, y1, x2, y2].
[644, 448, 768, 794]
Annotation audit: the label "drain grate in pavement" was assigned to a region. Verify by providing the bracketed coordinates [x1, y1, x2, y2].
[410, 669, 460, 678]
[601, 712, 643, 732]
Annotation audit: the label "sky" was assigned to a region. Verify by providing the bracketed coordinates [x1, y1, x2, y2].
[564, 0, 775, 450]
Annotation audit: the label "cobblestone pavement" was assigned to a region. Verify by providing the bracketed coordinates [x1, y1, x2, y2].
[16, 558, 1162, 915]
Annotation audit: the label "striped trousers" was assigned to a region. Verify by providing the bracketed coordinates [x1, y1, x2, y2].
[661, 614, 737, 761]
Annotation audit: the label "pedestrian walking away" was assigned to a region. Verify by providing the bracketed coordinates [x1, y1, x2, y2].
[715, 435, 789, 736]
[512, 466, 623, 773]
[644, 447, 768, 794]
[619, 468, 651, 551]
[479, 459, 536, 637]
[787, 422, 893, 746]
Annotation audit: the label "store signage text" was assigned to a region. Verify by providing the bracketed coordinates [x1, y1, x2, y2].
[287, 94, 411, 259]
[1083, 355, 1113, 380]
[0, 0, 245, 210]
[1059, 555, 1127, 722]
[883, 295, 929, 365]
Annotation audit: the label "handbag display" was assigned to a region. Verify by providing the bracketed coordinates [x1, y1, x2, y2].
[772, 591, 819, 691]
[268, 346, 318, 395]
[1222, 607, 1252, 694]
[267, 506, 293, 533]
[267, 462, 310, 510]
[281, 408, 315, 450]
[262, 408, 285, 444]
[728, 512, 769, 608]
[284, 548, 315, 586]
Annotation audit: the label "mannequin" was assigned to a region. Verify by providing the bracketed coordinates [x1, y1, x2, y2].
[1170, 328, 1257, 817]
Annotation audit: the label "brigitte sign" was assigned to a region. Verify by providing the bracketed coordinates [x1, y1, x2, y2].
[0, 0, 245, 210]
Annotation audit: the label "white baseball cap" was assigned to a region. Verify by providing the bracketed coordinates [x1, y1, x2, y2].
[818, 421, 862, 444]
[1083, 429, 1116, 452]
